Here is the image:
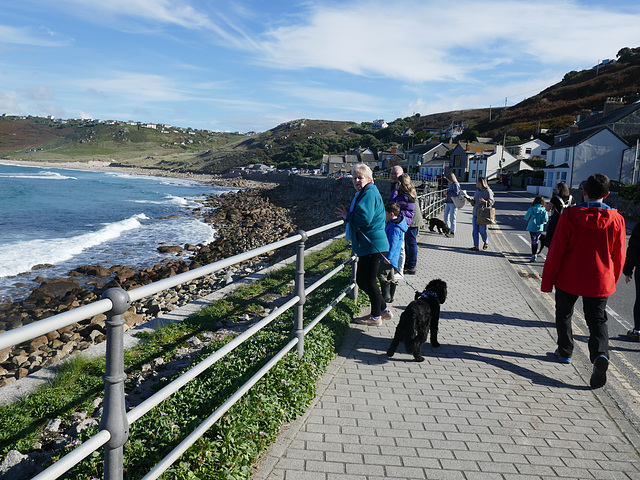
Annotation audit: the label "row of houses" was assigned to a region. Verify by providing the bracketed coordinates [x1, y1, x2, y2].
[322, 98, 640, 191]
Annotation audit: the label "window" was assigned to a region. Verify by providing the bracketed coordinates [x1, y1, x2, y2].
[541, 150, 547, 156]
[525, 148, 532, 154]
[565, 149, 570, 163]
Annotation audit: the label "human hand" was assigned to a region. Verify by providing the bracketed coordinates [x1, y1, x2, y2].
[334, 204, 348, 218]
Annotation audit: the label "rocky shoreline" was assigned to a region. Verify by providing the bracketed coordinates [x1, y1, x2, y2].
[0, 163, 339, 387]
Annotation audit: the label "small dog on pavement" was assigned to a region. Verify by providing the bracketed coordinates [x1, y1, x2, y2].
[428, 218, 450, 235]
[387, 279, 447, 362]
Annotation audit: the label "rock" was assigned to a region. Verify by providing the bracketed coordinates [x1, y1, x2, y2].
[28, 278, 81, 300]
[157, 245, 183, 254]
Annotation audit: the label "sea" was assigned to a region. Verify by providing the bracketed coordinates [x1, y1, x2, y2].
[0, 162, 235, 302]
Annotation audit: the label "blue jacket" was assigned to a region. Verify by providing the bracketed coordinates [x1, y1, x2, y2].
[385, 217, 408, 268]
[346, 183, 390, 256]
[525, 204, 548, 233]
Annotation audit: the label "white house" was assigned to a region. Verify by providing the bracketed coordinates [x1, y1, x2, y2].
[405, 142, 450, 172]
[372, 119, 388, 129]
[505, 138, 550, 160]
[541, 126, 629, 197]
[467, 146, 517, 182]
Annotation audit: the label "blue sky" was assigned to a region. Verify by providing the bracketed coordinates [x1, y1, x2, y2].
[1, 1, 639, 133]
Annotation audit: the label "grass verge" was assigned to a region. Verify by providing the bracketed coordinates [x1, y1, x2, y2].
[0, 238, 367, 479]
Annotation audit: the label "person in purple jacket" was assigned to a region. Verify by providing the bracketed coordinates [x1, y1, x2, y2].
[388, 167, 415, 277]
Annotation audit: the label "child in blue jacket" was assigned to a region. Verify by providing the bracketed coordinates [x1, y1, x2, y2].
[525, 196, 549, 262]
[378, 202, 408, 302]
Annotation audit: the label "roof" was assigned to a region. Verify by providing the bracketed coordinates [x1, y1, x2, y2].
[576, 100, 640, 131]
[407, 142, 448, 154]
[549, 126, 628, 149]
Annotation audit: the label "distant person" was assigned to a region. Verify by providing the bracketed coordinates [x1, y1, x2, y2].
[539, 181, 574, 253]
[524, 195, 548, 262]
[377, 202, 407, 304]
[623, 222, 640, 342]
[502, 175, 511, 191]
[466, 177, 494, 251]
[335, 163, 393, 326]
[388, 166, 413, 277]
[541, 174, 626, 389]
[443, 172, 461, 238]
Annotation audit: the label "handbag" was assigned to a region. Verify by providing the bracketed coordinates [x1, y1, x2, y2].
[476, 206, 496, 225]
[452, 192, 466, 209]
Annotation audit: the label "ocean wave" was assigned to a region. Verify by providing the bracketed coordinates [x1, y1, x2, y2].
[0, 214, 148, 278]
[0, 171, 77, 180]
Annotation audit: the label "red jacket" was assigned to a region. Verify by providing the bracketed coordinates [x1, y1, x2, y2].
[541, 203, 626, 297]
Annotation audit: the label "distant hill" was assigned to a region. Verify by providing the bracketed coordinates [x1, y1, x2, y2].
[2, 49, 640, 173]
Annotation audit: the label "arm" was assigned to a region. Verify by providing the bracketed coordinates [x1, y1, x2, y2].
[612, 217, 627, 284]
[623, 223, 640, 276]
[541, 212, 571, 292]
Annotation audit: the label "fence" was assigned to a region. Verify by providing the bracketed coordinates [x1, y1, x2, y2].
[0, 220, 358, 480]
[0, 189, 445, 479]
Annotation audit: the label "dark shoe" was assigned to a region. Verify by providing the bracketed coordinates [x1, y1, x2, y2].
[404, 268, 416, 275]
[554, 349, 571, 364]
[627, 329, 640, 342]
[381, 282, 391, 303]
[449, 232, 454, 238]
[468, 246, 479, 251]
[354, 315, 382, 326]
[590, 355, 609, 389]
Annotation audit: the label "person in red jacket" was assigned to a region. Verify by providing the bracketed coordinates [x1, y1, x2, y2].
[541, 174, 626, 389]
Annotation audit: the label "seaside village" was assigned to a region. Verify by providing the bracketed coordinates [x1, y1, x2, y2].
[305, 97, 640, 198]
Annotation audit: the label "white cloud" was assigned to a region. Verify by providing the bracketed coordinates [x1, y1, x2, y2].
[0, 25, 72, 47]
[256, 0, 640, 83]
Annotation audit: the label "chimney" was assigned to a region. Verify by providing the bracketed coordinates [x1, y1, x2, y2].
[577, 109, 591, 122]
[569, 121, 578, 135]
[603, 97, 624, 115]
[391, 146, 397, 154]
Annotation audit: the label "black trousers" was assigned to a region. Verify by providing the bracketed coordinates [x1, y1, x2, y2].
[356, 252, 386, 317]
[555, 287, 609, 363]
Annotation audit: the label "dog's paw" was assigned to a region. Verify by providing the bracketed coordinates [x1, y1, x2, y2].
[414, 355, 425, 362]
[387, 350, 394, 357]
[431, 340, 440, 348]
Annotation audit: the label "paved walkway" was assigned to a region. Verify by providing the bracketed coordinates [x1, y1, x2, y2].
[254, 202, 640, 479]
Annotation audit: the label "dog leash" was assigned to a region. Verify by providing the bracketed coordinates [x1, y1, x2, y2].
[354, 227, 421, 294]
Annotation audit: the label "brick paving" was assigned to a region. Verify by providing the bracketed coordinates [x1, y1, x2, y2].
[254, 205, 640, 480]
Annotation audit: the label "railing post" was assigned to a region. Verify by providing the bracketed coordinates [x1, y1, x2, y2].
[100, 287, 131, 480]
[294, 230, 308, 359]
[351, 255, 359, 301]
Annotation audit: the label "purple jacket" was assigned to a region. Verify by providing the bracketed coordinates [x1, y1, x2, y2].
[388, 189, 415, 226]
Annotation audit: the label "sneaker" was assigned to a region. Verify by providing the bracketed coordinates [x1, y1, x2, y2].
[590, 355, 609, 389]
[449, 232, 454, 238]
[554, 349, 571, 364]
[530, 254, 537, 262]
[444, 232, 450, 238]
[404, 268, 416, 275]
[468, 246, 479, 251]
[381, 309, 394, 320]
[393, 273, 403, 282]
[354, 315, 382, 326]
[627, 329, 640, 342]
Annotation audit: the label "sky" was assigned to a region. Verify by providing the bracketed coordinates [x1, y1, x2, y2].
[1, 1, 640, 133]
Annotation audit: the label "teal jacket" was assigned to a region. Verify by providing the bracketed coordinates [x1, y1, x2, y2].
[525, 203, 548, 233]
[345, 183, 389, 256]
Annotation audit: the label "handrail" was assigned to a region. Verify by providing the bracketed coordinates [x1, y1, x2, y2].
[0, 219, 354, 480]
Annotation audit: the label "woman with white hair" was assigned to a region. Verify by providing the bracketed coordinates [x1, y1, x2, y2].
[335, 163, 393, 326]
[444, 172, 461, 238]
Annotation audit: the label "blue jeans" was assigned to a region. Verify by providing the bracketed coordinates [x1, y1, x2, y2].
[444, 203, 457, 233]
[404, 227, 418, 270]
[472, 215, 487, 247]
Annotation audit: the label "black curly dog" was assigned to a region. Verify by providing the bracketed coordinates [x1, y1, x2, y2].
[387, 279, 447, 362]
[428, 217, 450, 234]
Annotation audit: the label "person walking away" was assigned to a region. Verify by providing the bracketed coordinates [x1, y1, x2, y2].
[466, 177, 495, 251]
[377, 202, 407, 304]
[524, 196, 549, 262]
[335, 163, 393, 326]
[623, 222, 640, 341]
[444, 172, 461, 238]
[541, 174, 626, 389]
[539, 181, 574, 253]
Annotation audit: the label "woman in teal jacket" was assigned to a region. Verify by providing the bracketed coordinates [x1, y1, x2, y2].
[335, 164, 391, 326]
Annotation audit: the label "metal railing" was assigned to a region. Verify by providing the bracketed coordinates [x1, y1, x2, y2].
[418, 188, 446, 220]
[0, 220, 358, 480]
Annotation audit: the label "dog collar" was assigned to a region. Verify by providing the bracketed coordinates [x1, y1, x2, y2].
[420, 290, 441, 304]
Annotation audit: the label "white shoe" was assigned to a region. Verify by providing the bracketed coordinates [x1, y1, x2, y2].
[380, 309, 394, 320]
